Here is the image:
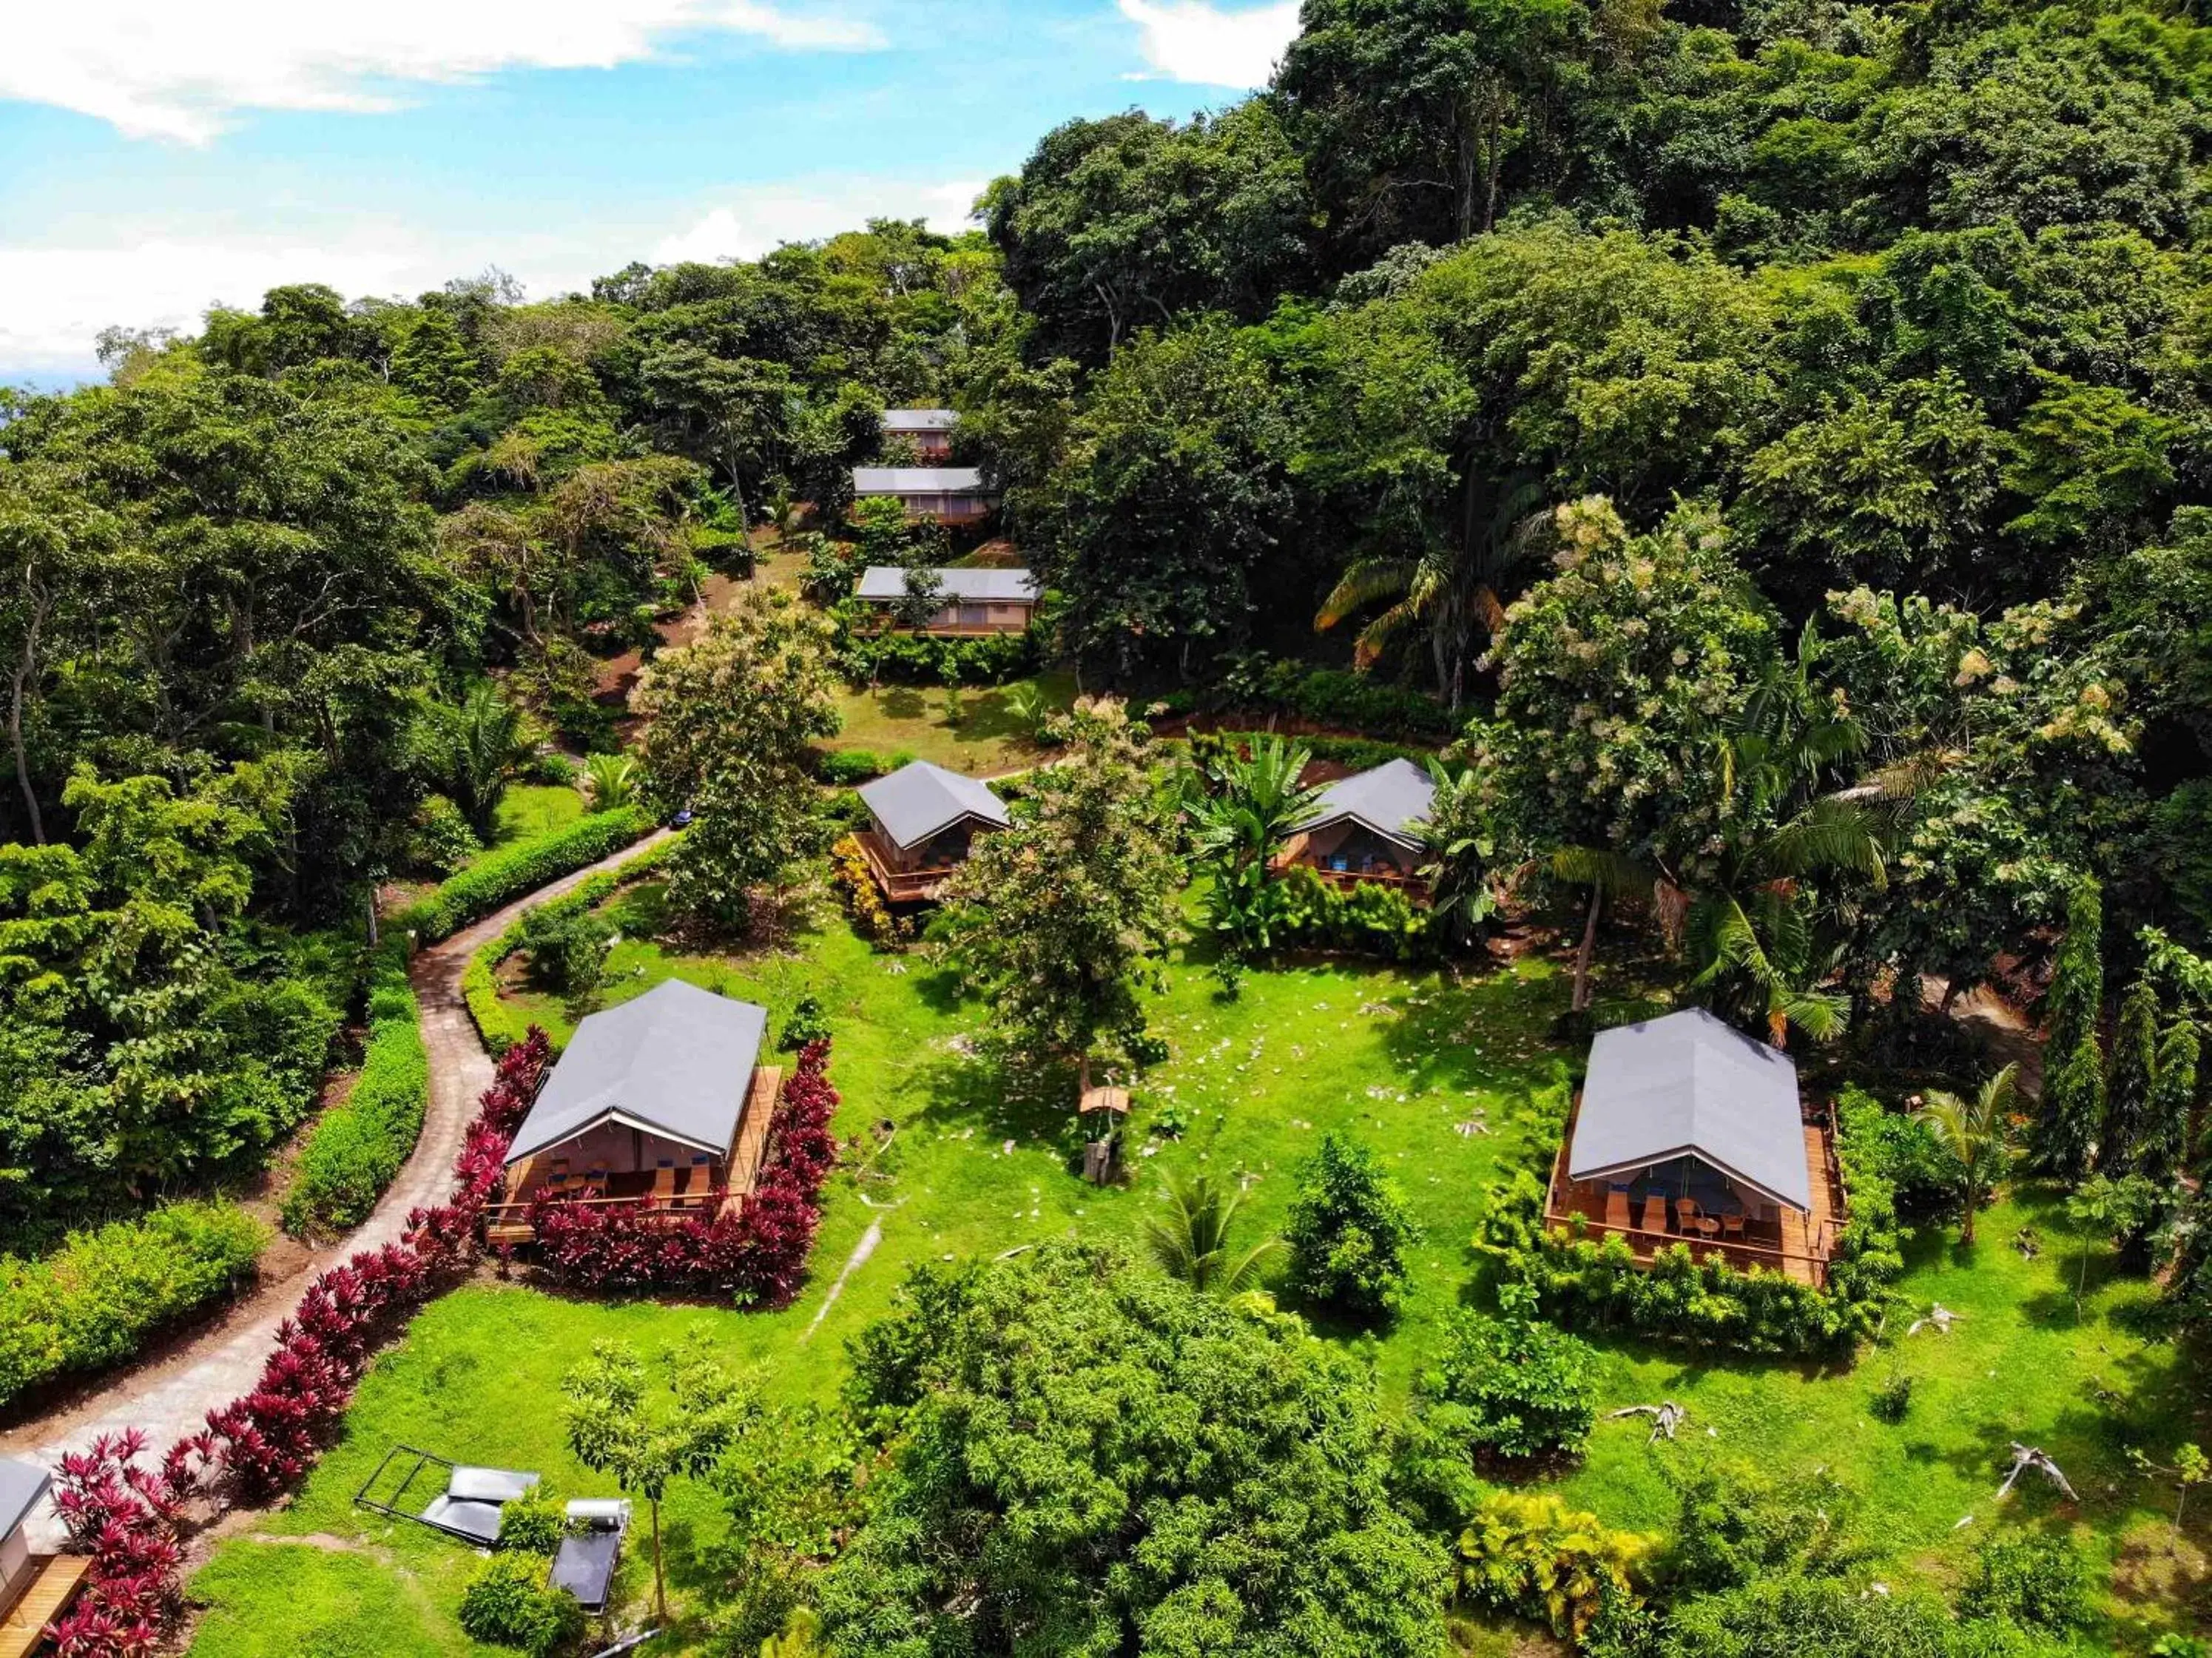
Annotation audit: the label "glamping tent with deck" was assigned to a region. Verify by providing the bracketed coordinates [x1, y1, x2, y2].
[880, 408, 957, 459]
[1276, 758, 1437, 895]
[852, 565, 1039, 636]
[486, 980, 780, 1245]
[1544, 1008, 1846, 1287]
[0, 1458, 85, 1658]
[850, 466, 999, 524]
[854, 761, 1011, 903]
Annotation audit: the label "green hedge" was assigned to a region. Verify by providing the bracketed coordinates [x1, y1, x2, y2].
[1474, 1085, 1904, 1357]
[462, 839, 678, 1057]
[830, 611, 1045, 686]
[281, 942, 428, 1238]
[1159, 653, 1459, 741]
[0, 1202, 266, 1409]
[815, 747, 917, 786]
[397, 807, 653, 944]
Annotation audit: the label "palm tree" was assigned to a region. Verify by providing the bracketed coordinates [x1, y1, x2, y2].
[1187, 735, 1326, 957]
[1144, 1169, 1283, 1294]
[1915, 1062, 2020, 1245]
[584, 752, 638, 812]
[1415, 764, 1497, 946]
[1316, 471, 1547, 710]
[422, 681, 533, 833]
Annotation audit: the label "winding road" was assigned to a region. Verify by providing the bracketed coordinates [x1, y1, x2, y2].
[0, 832, 672, 1545]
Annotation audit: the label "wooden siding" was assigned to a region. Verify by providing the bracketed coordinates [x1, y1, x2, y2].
[0, 1554, 90, 1658]
[856, 829, 961, 903]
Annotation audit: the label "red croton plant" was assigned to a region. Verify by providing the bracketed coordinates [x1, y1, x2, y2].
[47, 1031, 553, 1658]
[529, 1037, 840, 1307]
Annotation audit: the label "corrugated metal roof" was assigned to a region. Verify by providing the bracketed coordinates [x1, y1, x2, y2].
[1568, 1008, 1812, 1211]
[1298, 758, 1437, 849]
[881, 408, 957, 431]
[0, 1457, 50, 1539]
[852, 466, 992, 494]
[859, 760, 1011, 849]
[505, 980, 767, 1165]
[854, 565, 1039, 602]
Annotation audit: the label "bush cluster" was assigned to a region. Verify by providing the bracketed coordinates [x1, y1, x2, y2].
[831, 613, 1043, 685]
[814, 747, 917, 786]
[828, 833, 908, 948]
[397, 806, 653, 943]
[283, 943, 428, 1238]
[515, 902, 615, 994]
[459, 1554, 585, 1657]
[1418, 1310, 1601, 1460]
[408, 792, 483, 875]
[1162, 652, 1457, 741]
[1456, 1489, 1654, 1643]
[1272, 865, 1437, 960]
[0, 1202, 266, 1411]
[1474, 1088, 1906, 1356]
[1173, 729, 1441, 774]
[1284, 1132, 1422, 1317]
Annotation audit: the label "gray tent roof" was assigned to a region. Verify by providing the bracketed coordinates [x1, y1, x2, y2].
[881, 408, 957, 432]
[851, 467, 992, 494]
[1568, 1008, 1811, 1211]
[505, 980, 766, 1165]
[854, 565, 1039, 603]
[0, 1457, 50, 1539]
[1298, 758, 1437, 849]
[859, 761, 1010, 850]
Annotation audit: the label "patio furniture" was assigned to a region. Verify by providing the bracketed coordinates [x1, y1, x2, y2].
[1719, 1213, 1746, 1241]
[1675, 1199, 1722, 1241]
[1638, 1193, 1668, 1233]
[1604, 1188, 1631, 1230]
[650, 1164, 678, 1207]
[584, 1164, 608, 1193]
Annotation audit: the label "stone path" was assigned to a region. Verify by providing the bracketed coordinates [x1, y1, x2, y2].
[1, 831, 672, 1544]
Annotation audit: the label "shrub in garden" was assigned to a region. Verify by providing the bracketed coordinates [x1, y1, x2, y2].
[780, 994, 831, 1050]
[397, 806, 652, 943]
[409, 792, 483, 874]
[516, 902, 614, 994]
[1870, 1365, 1915, 1423]
[283, 942, 428, 1236]
[1456, 1489, 1653, 1642]
[0, 1203, 266, 1411]
[1960, 1531, 2091, 1632]
[1416, 1310, 1600, 1460]
[459, 1554, 585, 1657]
[1662, 1573, 1958, 1657]
[829, 834, 908, 947]
[46, 1429, 204, 1658]
[815, 747, 914, 786]
[496, 1486, 569, 1555]
[1284, 1132, 1421, 1318]
[1665, 1460, 1863, 1594]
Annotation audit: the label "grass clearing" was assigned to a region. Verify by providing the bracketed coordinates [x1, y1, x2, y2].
[827, 669, 1077, 775]
[188, 896, 2205, 1652]
[488, 783, 586, 849]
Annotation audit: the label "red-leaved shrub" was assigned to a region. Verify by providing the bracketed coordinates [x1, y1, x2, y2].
[531, 1039, 839, 1308]
[46, 1031, 556, 1657]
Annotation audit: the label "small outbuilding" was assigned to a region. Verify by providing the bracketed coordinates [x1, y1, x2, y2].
[0, 1458, 87, 1658]
[855, 761, 1011, 903]
[487, 980, 780, 1244]
[880, 408, 957, 459]
[1276, 758, 1436, 894]
[850, 466, 998, 523]
[1544, 1008, 1845, 1286]
[852, 565, 1039, 635]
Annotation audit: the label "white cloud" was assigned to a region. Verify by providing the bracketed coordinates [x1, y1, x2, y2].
[1116, 0, 1298, 88]
[3, 0, 887, 144]
[651, 178, 985, 263]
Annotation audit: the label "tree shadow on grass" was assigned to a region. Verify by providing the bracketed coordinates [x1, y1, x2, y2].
[875, 686, 928, 724]
[1372, 965, 1578, 1103]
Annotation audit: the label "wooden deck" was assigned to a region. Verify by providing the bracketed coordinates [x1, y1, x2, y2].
[1272, 840, 1429, 900]
[0, 1554, 90, 1658]
[1542, 1097, 1847, 1288]
[484, 1067, 784, 1246]
[856, 831, 960, 903]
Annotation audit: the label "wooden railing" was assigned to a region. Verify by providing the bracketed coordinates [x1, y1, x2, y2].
[1537, 1207, 1835, 1290]
[857, 831, 960, 903]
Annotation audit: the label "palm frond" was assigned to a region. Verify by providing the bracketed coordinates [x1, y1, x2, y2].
[1317, 559, 1419, 631]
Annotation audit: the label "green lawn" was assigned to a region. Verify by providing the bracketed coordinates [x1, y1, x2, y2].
[187, 896, 2205, 1652]
[487, 783, 587, 848]
[827, 669, 1078, 775]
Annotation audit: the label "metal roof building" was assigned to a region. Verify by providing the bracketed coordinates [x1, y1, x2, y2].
[1568, 1008, 1812, 1212]
[881, 408, 957, 433]
[859, 761, 1011, 852]
[0, 1458, 49, 1541]
[851, 467, 991, 495]
[504, 980, 768, 1166]
[1298, 758, 1437, 852]
[854, 566, 1039, 604]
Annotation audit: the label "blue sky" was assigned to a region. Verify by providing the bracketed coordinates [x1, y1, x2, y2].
[0, 0, 1298, 382]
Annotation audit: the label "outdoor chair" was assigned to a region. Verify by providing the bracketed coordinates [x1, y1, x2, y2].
[1674, 1199, 1719, 1240]
[1638, 1193, 1668, 1234]
[1604, 1187, 1631, 1231]
[650, 1165, 678, 1207]
[583, 1164, 608, 1196]
[1719, 1212, 1747, 1241]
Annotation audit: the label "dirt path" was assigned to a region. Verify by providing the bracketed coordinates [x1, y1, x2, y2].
[2, 832, 673, 1544]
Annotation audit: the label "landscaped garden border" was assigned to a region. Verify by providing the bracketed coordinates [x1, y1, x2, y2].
[1474, 1085, 1905, 1357]
[397, 806, 654, 945]
[281, 941, 429, 1237]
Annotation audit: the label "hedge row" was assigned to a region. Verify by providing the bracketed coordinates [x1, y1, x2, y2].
[1474, 1085, 1905, 1357]
[0, 1202, 267, 1409]
[830, 612, 1045, 686]
[1170, 729, 1445, 772]
[1159, 653, 1460, 741]
[281, 942, 428, 1238]
[397, 806, 654, 944]
[462, 839, 678, 1057]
